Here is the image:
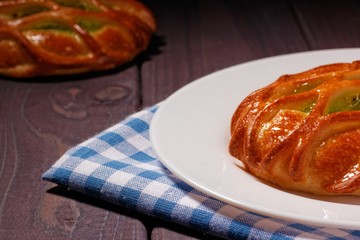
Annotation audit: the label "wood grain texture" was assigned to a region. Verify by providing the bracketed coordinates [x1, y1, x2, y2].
[291, 0, 360, 49]
[0, 67, 148, 239]
[1, 0, 360, 239]
[140, 0, 309, 106]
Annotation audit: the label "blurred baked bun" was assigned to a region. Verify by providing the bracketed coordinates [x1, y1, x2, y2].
[229, 61, 360, 195]
[0, 0, 156, 77]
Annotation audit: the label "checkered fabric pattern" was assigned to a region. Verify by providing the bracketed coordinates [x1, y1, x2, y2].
[42, 105, 360, 240]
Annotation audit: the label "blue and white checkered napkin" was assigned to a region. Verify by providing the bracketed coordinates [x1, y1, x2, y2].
[42, 105, 359, 240]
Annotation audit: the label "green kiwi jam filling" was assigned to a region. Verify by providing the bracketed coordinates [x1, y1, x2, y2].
[0, 4, 50, 19]
[27, 20, 73, 32]
[327, 90, 360, 114]
[76, 18, 104, 32]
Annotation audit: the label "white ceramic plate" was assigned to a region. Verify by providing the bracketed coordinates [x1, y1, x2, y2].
[150, 49, 360, 230]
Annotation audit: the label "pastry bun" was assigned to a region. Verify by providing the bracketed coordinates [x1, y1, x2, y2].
[0, 0, 156, 77]
[229, 61, 360, 195]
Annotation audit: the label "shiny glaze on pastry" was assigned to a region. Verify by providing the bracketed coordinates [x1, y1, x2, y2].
[229, 61, 360, 195]
[0, 0, 156, 77]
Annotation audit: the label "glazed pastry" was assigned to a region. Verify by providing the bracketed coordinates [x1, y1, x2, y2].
[0, 0, 156, 77]
[229, 61, 360, 195]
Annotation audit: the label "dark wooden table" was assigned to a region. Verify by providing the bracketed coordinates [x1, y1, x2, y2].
[1, 0, 360, 239]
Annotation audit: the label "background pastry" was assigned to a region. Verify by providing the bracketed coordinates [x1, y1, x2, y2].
[0, 0, 156, 78]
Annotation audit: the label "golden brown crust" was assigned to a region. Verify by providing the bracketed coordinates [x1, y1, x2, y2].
[229, 61, 360, 195]
[0, 0, 156, 78]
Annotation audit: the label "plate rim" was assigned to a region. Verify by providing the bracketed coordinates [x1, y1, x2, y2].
[150, 48, 360, 230]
